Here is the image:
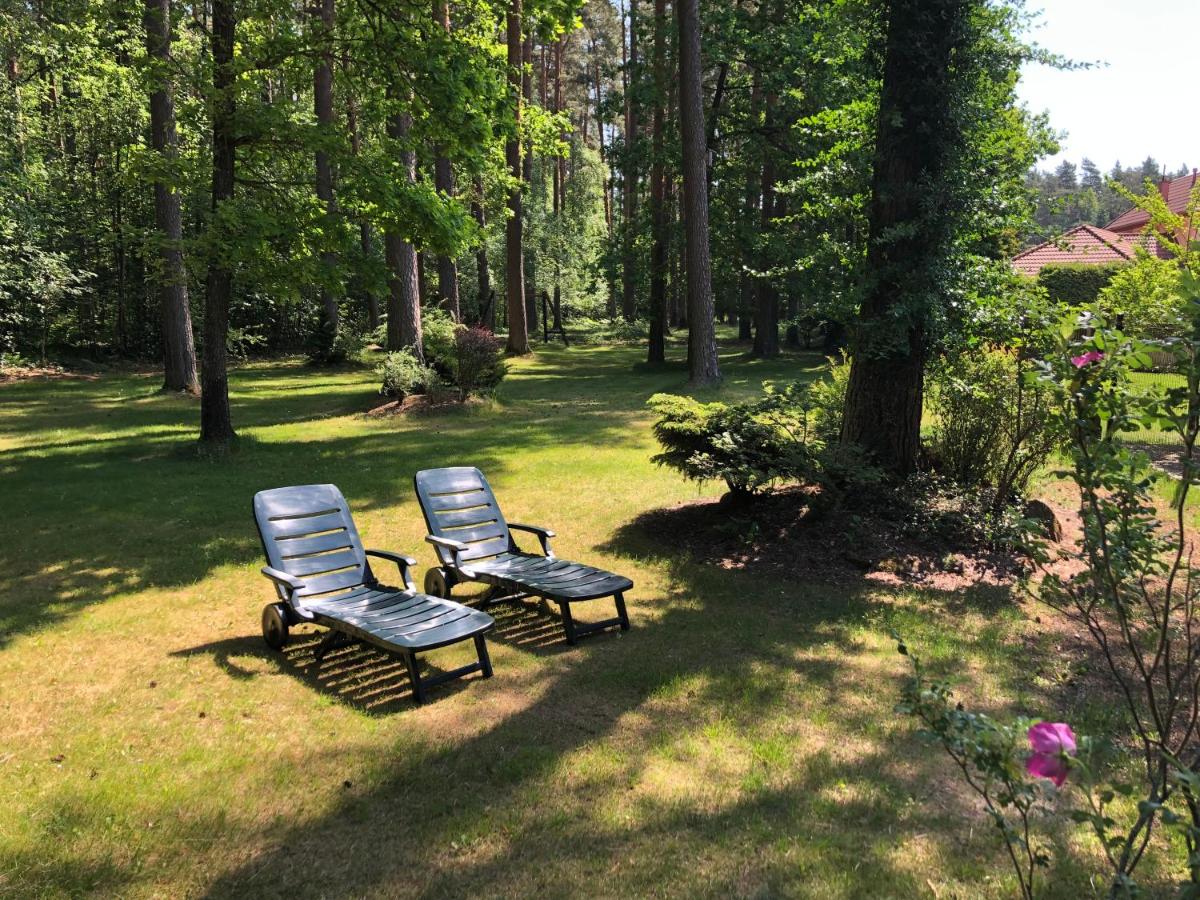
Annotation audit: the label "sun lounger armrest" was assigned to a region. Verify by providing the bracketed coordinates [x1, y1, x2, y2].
[508, 523, 556, 557]
[260, 567, 315, 620]
[424, 535, 477, 577]
[365, 549, 418, 592]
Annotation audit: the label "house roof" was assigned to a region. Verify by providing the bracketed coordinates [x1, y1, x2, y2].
[1012, 224, 1144, 275]
[1107, 170, 1199, 233]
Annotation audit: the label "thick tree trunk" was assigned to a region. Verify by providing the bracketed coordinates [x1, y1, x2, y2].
[200, 0, 236, 448]
[504, 0, 529, 353]
[676, 0, 719, 385]
[384, 111, 423, 357]
[839, 0, 968, 475]
[432, 0, 460, 321]
[144, 0, 199, 394]
[646, 0, 667, 363]
[313, 0, 339, 339]
[620, 0, 639, 322]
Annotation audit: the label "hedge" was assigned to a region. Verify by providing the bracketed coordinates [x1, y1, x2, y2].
[1036, 262, 1126, 305]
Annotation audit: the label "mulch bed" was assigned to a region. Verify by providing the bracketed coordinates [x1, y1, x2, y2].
[627, 485, 1058, 591]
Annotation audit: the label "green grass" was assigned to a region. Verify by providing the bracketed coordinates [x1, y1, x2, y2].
[0, 332, 1161, 897]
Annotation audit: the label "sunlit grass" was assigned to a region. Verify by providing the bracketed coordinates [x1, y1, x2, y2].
[0, 330, 1164, 896]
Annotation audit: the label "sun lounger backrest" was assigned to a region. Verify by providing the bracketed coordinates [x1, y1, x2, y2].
[253, 484, 368, 597]
[414, 467, 510, 562]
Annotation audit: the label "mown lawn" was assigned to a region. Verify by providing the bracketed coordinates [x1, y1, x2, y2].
[0, 334, 1151, 897]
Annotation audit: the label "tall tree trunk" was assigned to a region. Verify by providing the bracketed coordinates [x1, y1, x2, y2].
[144, 0, 199, 394]
[504, 0, 530, 353]
[472, 177, 492, 329]
[346, 85, 379, 329]
[551, 37, 564, 335]
[521, 33, 539, 335]
[384, 111, 423, 358]
[620, 0, 639, 322]
[646, 0, 667, 362]
[432, 0, 461, 321]
[840, 0, 968, 475]
[200, 0, 236, 449]
[313, 0, 339, 342]
[593, 51, 616, 318]
[676, 0, 719, 385]
[752, 83, 778, 358]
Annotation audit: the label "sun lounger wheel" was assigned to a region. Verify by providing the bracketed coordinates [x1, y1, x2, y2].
[262, 603, 290, 651]
[424, 567, 450, 598]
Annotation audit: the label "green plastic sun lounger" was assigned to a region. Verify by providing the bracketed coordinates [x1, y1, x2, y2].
[252, 483, 495, 703]
[414, 467, 632, 645]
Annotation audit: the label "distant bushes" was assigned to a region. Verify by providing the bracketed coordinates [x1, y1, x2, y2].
[1036, 262, 1124, 306]
[376, 310, 506, 403]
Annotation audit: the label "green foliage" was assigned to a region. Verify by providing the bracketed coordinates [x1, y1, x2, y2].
[808, 352, 852, 444]
[377, 349, 439, 399]
[647, 384, 826, 500]
[421, 307, 461, 374]
[1036, 263, 1124, 306]
[1098, 255, 1188, 342]
[926, 348, 1058, 505]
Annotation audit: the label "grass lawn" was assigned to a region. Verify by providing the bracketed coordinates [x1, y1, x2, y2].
[0, 333, 1150, 897]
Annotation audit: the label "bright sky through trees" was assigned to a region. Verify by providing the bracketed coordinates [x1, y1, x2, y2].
[1018, 0, 1199, 171]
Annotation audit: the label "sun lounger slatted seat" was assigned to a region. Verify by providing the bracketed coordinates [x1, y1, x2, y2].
[253, 483, 495, 704]
[414, 467, 633, 645]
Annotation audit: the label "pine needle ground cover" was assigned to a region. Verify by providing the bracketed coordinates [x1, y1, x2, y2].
[0, 337, 1140, 897]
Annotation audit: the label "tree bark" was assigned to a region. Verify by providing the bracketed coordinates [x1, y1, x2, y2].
[313, 0, 339, 340]
[620, 0, 639, 322]
[200, 0, 236, 448]
[384, 111, 423, 358]
[522, 33, 539, 335]
[504, 0, 530, 353]
[752, 83, 778, 358]
[144, 0, 199, 394]
[676, 0, 719, 385]
[646, 0, 667, 363]
[432, 0, 461, 321]
[839, 0, 968, 475]
[346, 85, 379, 329]
[472, 177, 492, 329]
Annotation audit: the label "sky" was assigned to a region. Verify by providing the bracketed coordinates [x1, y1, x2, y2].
[1016, 0, 1199, 174]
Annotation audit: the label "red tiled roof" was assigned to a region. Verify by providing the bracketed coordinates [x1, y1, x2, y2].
[1107, 170, 1200, 233]
[1012, 224, 1143, 275]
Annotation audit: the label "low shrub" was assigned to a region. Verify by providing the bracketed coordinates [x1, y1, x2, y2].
[421, 307, 460, 374]
[926, 348, 1058, 508]
[648, 384, 824, 501]
[452, 326, 506, 399]
[808, 352, 851, 443]
[377, 349, 438, 400]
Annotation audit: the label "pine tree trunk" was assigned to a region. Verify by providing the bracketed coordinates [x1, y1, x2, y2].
[432, 0, 460, 322]
[504, 0, 530, 353]
[200, 0, 236, 449]
[752, 88, 778, 358]
[346, 86, 379, 329]
[839, 0, 968, 475]
[620, 0, 639, 322]
[676, 0, 719, 385]
[384, 111, 423, 358]
[522, 34, 539, 335]
[144, 0, 199, 394]
[472, 177, 492, 329]
[646, 0, 667, 363]
[313, 0, 339, 340]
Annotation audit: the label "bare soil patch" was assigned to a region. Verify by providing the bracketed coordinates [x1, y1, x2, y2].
[365, 393, 482, 417]
[626, 486, 1078, 591]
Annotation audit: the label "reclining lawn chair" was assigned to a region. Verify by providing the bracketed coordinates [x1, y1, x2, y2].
[414, 467, 632, 645]
[253, 484, 495, 704]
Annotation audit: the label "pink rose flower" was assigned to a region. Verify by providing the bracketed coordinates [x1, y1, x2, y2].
[1071, 350, 1103, 369]
[1025, 722, 1076, 786]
